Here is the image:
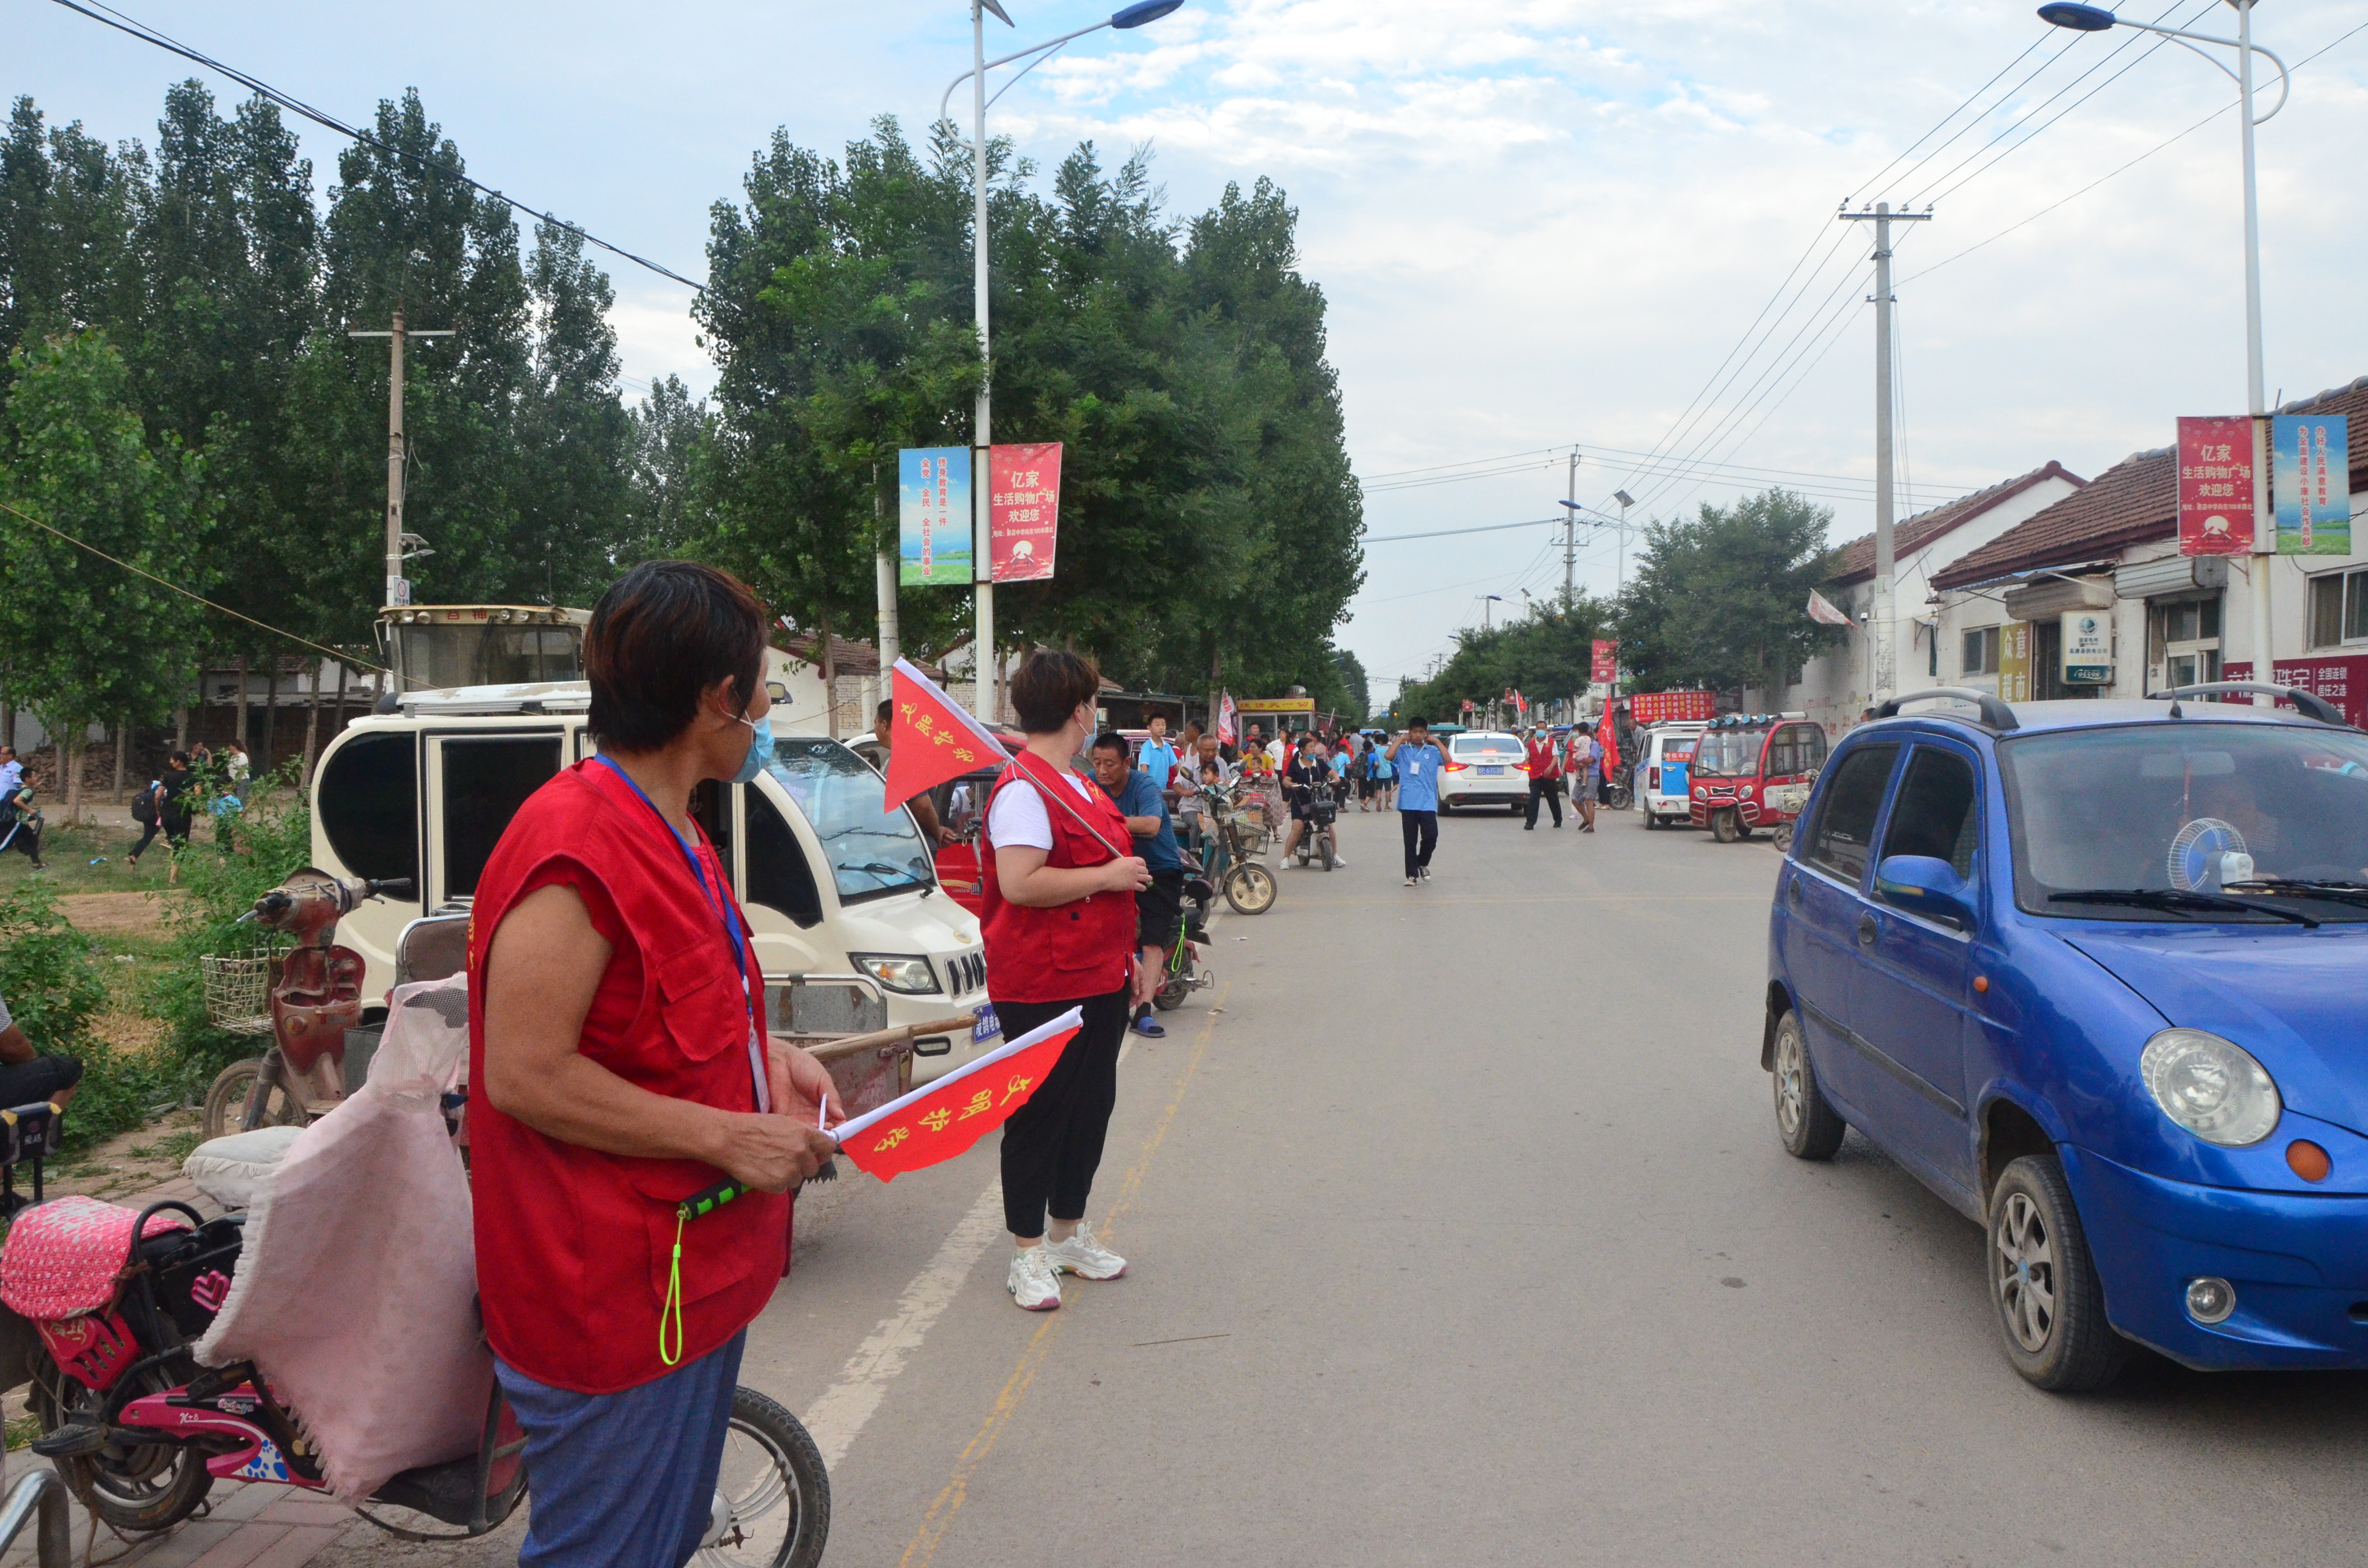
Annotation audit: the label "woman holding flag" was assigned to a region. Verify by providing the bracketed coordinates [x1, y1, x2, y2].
[978, 650, 1153, 1311]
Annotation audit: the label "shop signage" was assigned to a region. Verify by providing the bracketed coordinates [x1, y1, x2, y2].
[988, 442, 1062, 583]
[2222, 656, 2368, 727]
[1238, 696, 1316, 714]
[2272, 414, 2350, 557]
[2060, 611, 2112, 684]
[1628, 690, 1716, 724]
[1997, 620, 2034, 702]
[1590, 639, 1618, 685]
[2177, 416, 2256, 556]
[898, 447, 972, 587]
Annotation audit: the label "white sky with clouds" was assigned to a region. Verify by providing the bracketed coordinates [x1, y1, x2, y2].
[12, 0, 2368, 695]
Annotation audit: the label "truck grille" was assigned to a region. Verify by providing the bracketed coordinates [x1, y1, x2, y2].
[946, 951, 987, 997]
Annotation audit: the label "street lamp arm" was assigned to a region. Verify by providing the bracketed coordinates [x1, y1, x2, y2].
[2114, 19, 2291, 122]
[939, 21, 1112, 123]
[987, 38, 1068, 112]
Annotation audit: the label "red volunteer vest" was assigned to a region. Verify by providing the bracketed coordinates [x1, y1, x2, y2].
[1526, 738, 1561, 780]
[467, 761, 786, 1395]
[979, 752, 1137, 1004]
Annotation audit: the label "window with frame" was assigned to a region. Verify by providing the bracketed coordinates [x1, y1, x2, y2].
[1803, 743, 1899, 884]
[2308, 568, 2368, 649]
[1878, 746, 1979, 883]
[1961, 626, 2000, 677]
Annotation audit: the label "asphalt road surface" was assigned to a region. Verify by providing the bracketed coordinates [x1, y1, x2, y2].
[338, 801, 2368, 1568]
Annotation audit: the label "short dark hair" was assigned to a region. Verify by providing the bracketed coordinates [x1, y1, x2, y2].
[877, 698, 894, 723]
[586, 561, 767, 752]
[1010, 650, 1101, 734]
[167, 750, 190, 767]
[1406, 715, 1430, 729]
[1090, 730, 1130, 757]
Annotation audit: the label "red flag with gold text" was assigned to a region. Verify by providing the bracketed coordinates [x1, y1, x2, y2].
[883, 658, 1010, 810]
[834, 1009, 1081, 1182]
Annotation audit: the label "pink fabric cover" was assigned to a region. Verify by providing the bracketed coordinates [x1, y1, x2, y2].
[197, 974, 487, 1503]
[0, 1197, 187, 1321]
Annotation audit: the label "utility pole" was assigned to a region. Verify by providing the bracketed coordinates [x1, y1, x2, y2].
[349, 310, 453, 613]
[970, 0, 997, 720]
[1563, 451, 1579, 607]
[1839, 201, 1930, 707]
[873, 465, 900, 674]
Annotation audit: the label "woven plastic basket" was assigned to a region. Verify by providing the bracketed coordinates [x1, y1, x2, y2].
[200, 951, 277, 1036]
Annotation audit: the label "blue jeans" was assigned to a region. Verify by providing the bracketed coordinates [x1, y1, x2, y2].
[494, 1329, 746, 1568]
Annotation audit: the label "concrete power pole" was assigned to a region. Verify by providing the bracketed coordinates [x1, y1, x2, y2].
[1839, 202, 1929, 707]
[874, 466, 900, 674]
[1563, 451, 1578, 607]
[348, 310, 453, 614]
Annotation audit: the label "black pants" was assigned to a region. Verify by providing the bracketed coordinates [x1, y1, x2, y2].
[130, 812, 189, 859]
[996, 984, 1132, 1238]
[0, 1054, 81, 1105]
[1525, 777, 1564, 828]
[1401, 809, 1438, 878]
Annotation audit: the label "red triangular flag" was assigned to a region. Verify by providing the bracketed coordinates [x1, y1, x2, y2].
[835, 1010, 1081, 1182]
[883, 658, 1009, 810]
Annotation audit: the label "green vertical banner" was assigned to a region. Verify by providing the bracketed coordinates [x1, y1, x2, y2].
[2273, 414, 2350, 556]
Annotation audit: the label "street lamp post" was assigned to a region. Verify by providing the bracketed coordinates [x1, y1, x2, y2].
[939, 0, 1183, 720]
[2039, 1, 2290, 707]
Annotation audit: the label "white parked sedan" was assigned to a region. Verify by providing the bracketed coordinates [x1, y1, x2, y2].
[1440, 731, 1531, 813]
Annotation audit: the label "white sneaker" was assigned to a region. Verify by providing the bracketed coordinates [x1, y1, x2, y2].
[1042, 1222, 1128, 1281]
[1405, 875, 1417, 886]
[1419, 866, 1433, 881]
[1008, 1246, 1062, 1311]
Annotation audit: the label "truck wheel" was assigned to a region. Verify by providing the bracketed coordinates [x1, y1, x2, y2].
[1989, 1156, 2130, 1392]
[1712, 808, 1743, 843]
[1770, 1010, 1845, 1161]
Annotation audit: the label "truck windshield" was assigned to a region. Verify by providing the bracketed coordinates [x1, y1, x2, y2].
[764, 737, 935, 904]
[1694, 728, 1770, 776]
[1999, 721, 2368, 921]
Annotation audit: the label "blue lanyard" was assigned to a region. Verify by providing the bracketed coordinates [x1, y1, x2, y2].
[591, 755, 758, 1031]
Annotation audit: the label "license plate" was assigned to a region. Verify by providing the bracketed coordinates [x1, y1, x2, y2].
[972, 1004, 1000, 1043]
[1478, 765, 1505, 776]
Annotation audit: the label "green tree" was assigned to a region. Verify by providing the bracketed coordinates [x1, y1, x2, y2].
[0, 329, 214, 820]
[1616, 489, 1843, 698]
[0, 98, 144, 393]
[620, 374, 715, 563]
[518, 221, 629, 604]
[1397, 598, 1616, 723]
[1333, 647, 1370, 723]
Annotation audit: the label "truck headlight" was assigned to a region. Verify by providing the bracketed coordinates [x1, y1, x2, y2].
[2140, 1029, 2281, 1146]
[849, 954, 942, 994]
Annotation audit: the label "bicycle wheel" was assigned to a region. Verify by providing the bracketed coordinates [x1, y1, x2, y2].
[32, 1356, 213, 1534]
[203, 1057, 308, 1140]
[695, 1387, 829, 1568]
[1224, 862, 1276, 915]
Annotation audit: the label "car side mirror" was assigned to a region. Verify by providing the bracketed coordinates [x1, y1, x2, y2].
[1875, 855, 1976, 930]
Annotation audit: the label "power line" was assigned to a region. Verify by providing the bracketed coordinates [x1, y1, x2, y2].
[49, 0, 709, 295]
[1363, 516, 1558, 545]
[1849, 28, 2080, 204]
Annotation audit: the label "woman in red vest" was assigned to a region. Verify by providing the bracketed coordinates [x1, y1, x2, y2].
[469, 561, 841, 1567]
[981, 651, 1153, 1311]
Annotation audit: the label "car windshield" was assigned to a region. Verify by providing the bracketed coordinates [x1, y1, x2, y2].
[1454, 736, 1523, 759]
[1694, 728, 1770, 775]
[1662, 740, 1697, 760]
[765, 736, 936, 903]
[1998, 721, 2368, 922]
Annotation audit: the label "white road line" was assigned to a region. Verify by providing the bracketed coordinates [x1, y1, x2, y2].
[801, 1182, 1006, 1470]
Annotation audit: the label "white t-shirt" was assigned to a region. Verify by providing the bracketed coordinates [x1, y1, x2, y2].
[987, 769, 1099, 852]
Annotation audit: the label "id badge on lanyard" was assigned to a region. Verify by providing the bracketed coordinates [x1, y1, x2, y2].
[593, 757, 770, 1114]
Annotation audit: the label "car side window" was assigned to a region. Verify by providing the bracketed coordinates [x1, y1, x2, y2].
[1804, 743, 1899, 884]
[1768, 730, 1797, 777]
[1795, 724, 1828, 772]
[1880, 747, 1980, 881]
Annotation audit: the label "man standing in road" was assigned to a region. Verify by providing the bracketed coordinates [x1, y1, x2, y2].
[1524, 726, 1564, 831]
[1090, 732, 1184, 1039]
[1565, 722, 1600, 833]
[1392, 718, 1444, 885]
[1138, 715, 1181, 793]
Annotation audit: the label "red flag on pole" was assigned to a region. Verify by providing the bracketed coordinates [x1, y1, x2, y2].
[834, 1009, 1081, 1181]
[883, 658, 1009, 810]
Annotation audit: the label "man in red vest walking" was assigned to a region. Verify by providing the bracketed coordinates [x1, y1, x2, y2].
[1523, 726, 1564, 831]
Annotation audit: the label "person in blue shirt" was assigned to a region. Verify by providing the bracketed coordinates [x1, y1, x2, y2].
[1391, 717, 1446, 886]
[1136, 715, 1181, 793]
[1091, 732, 1184, 1038]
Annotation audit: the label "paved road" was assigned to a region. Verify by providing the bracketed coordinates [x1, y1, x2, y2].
[332, 801, 2368, 1568]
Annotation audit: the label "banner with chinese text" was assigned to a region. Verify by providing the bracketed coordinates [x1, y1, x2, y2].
[899, 448, 973, 587]
[2273, 414, 2350, 556]
[1627, 690, 1715, 724]
[836, 1011, 1081, 1182]
[2177, 416, 2255, 556]
[1591, 639, 1618, 685]
[988, 442, 1061, 583]
[2221, 656, 2368, 727]
[1997, 620, 2033, 702]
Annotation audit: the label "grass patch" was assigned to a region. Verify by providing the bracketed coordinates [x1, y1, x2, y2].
[127, 1128, 203, 1165]
[5, 1414, 37, 1452]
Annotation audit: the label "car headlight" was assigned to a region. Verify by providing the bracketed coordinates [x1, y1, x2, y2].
[849, 954, 942, 995]
[2139, 1029, 2281, 1146]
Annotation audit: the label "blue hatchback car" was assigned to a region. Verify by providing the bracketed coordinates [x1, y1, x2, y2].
[1764, 684, 2368, 1389]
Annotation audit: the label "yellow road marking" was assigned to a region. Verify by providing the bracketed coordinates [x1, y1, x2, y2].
[896, 985, 1225, 1568]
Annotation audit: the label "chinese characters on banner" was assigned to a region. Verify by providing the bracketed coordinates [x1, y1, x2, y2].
[1590, 639, 1618, 685]
[2221, 656, 2368, 727]
[1626, 690, 1716, 724]
[2272, 414, 2351, 556]
[988, 442, 1062, 583]
[899, 447, 973, 587]
[2176, 416, 2255, 556]
[1997, 621, 2033, 702]
[1217, 691, 1238, 745]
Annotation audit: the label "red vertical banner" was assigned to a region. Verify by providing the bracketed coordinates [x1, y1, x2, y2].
[989, 442, 1062, 583]
[1590, 640, 1618, 684]
[2178, 416, 2255, 556]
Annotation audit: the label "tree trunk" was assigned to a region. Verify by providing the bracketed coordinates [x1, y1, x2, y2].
[331, 661, 350, 746]
[820, 615, 838, 741]
[64, 726, 83, 828]
[112, 720, 127, 803]
[234, 654, 250, 750]
[2, 697, 14, 753]
[173, 693, 188, 750]
[261, 661, 280, 779]
[300, 659, 324, 786]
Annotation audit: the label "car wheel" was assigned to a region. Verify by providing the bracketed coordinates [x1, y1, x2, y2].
[1988, 1155, 2130, 1392]
[1772, 821, 1795, 853]
[1712, 808, 1742, 843]
[1770, 1010, 1846, 1161]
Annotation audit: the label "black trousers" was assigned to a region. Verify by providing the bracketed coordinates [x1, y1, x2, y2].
[130, 812, 189, 859]
[996, 983, 1132, 1238]
[1401, 809, 1438, 878]
[1525, 777, 1564, 828]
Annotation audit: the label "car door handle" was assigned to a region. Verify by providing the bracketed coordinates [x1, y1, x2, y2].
[1786, 877, 1803, 911]
[1856, 912, 1880, 949]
